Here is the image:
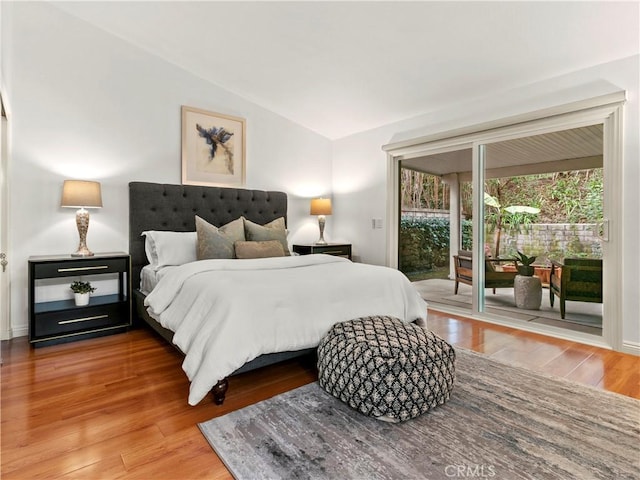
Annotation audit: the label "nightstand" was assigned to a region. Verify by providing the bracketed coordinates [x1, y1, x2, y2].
[292, 243, 352, 260]
[28, 252, 131, 347]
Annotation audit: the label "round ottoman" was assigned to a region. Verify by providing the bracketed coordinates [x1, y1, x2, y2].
[317, 316, 456, 423]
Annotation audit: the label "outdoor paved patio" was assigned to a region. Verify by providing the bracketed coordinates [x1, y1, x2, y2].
[413, 278, 603, 336]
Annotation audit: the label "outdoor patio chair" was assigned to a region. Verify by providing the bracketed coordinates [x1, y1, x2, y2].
[453, 250, 518, 294]
[549, 258, 602, 319]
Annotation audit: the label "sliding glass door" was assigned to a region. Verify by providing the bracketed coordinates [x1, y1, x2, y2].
[387, 97, 623, 349]
[477, 126, 604, 337]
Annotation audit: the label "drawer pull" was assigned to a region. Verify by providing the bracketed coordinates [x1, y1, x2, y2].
[58, 265, 110, 273]
[58, 314, 108, 325]
[322, 250, 346, 255]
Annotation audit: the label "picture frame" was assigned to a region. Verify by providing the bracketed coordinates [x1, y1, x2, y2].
[181, 105, 246, 187]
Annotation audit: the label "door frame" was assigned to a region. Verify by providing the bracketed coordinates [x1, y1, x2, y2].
[385, 92, 625, 350]
[0, 94, 9, 341]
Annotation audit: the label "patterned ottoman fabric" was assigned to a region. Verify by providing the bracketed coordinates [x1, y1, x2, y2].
[317, 316, 456, 423]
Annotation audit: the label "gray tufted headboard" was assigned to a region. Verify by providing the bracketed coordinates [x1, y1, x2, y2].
[128, 182, 288, 290]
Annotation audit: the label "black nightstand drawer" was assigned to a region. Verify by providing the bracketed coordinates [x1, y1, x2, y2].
[311, 245, 351, 257]
[34, 258, 128, 279]
[293, 243, 352, 260]
[33, 303, 129, 338]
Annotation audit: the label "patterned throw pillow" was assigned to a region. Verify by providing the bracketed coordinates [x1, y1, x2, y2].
[234, 240, 285, 259]
[195, 215, 245, 260]
[243, 217, 290, 255]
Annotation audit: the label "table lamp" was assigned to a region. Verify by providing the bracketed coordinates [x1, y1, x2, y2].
[310, 197, 332, 245]
[61, 180, 103, 257]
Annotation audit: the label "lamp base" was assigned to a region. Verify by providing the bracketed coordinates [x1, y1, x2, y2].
[316, 215, 327, 245]
[71, 208, 94, 257]
[71, 248, 94, 257]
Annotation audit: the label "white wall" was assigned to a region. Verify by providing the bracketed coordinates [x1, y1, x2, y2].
[2, 2, 332, 338]
[332, 55, 640, 348]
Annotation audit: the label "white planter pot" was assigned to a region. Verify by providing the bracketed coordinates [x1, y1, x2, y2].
[514, 275, 542, 310]
[74, 293, 90, 306]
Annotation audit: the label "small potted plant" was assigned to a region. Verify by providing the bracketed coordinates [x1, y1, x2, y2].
[513, 251, 537, 276]
[70, 280, 96, 306]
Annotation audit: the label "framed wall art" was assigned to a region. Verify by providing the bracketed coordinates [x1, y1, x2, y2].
[181, 106, 246, 187]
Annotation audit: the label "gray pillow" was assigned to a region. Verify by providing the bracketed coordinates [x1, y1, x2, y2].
[195, 215, 245, 260]
[244, 217, 290, 255]
[234, 240, 285, 259]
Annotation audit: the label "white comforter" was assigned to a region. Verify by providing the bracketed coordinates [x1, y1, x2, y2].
[144, 254, 427, 405]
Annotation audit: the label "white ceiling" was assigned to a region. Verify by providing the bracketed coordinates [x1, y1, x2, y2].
[51, 1, 639, 140]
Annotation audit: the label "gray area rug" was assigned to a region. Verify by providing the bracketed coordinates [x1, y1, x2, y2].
[199, 348, 640, 480]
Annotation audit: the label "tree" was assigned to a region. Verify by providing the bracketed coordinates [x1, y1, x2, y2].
[484, 193, 540, 257]
[401, 169, 449, 210]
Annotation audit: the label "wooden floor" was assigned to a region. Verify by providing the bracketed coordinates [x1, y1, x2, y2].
[2, 310, 638, 479]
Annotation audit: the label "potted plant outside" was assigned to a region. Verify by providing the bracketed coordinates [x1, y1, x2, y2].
[513, 251, 537, 276]
[70, 280, 96, 306]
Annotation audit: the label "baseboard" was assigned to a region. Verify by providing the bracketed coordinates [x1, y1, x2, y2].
[0, 328, 12, 341]
[8, 325, 28, 339]
[621, 341, 640, 356]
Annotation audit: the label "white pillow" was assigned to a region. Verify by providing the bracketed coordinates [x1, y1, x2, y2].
[141, 231, 197, 270]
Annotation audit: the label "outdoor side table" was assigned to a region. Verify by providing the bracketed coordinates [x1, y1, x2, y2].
[514, 275, 542, 310]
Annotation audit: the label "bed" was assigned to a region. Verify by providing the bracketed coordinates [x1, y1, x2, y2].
[129, 182, 427, 406]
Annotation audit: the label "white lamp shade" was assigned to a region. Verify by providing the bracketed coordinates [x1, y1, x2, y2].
[310, 198, 332, 216]
[61, 180, 103, 208]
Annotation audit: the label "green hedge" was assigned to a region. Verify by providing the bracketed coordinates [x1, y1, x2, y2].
[399, 217, 472, 274]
